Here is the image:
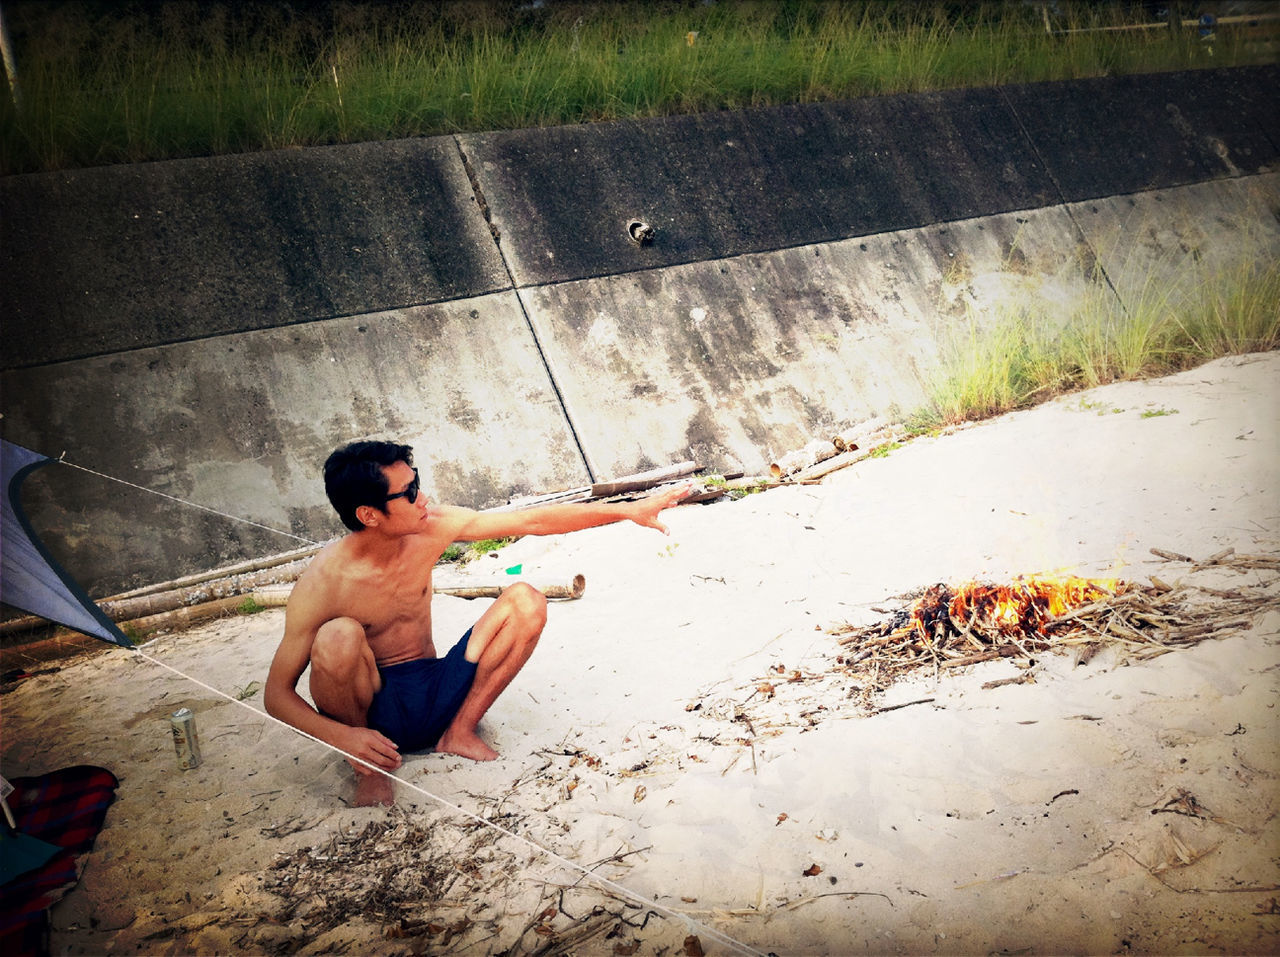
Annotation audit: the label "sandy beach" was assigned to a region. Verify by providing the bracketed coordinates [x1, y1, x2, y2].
[3, 352, 1278, 956]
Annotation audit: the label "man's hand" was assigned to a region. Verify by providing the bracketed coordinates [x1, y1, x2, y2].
[628, 482, 694, 535]
[336, 725, 402, 776]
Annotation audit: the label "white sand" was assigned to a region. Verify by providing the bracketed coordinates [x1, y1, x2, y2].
[3, 353, 1278, 955]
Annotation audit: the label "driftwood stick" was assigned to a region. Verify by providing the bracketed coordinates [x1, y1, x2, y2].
[874, 697, 935, 714]
[790, 448, 868, 483]
[589, 461, 699, 498]
[1219, 556, 1280, 571]
[1196, 547, 1236, 566]
[938, 645, 1022, 669]
[982, 673, 1034, 690]
[1151, 547, 1194, 563]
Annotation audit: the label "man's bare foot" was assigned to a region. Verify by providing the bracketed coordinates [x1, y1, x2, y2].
[353, 772, 395, 807]
[435, 728, 498, 761]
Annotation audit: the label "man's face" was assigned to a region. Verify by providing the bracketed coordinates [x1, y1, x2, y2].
[376, 461, 430, 530]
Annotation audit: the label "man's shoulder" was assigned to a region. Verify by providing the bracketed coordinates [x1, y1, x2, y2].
[296, 537, 358, 588]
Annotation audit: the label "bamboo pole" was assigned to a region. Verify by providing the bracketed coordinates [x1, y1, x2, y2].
[769, 440, 838, 479]
[117, 595, 252, 640]
[106, 542, 326, 601]
[0, 558, 312, 639]
[589, 461, 699, 498]
[252, 574, 588, 607]
[831, 418, 898, 452]
[106, 560, 310, 620]
[493, 486, 593, 512]
[434, 576, 587, 601]
[493, 461, 701, 511]
[789, 448, 868, 483]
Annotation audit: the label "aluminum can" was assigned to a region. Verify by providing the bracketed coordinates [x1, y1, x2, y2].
[170, 707, 202, 770]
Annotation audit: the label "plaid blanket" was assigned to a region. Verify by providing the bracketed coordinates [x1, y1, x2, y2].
[0, 766, 119, 957]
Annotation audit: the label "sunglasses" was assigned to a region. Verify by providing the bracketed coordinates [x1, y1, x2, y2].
[384, 468, 421, 505]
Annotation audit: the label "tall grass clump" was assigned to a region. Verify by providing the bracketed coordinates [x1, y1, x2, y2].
[1172, 259, 1280, 359]
[1, 1, 1274, 175]
[912, 258, 1280, 429]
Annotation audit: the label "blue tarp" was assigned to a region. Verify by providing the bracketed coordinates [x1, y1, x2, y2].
[1, 440, 132, 647]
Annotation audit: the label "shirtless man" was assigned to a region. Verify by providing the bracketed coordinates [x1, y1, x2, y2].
[265, 440, 689, 806]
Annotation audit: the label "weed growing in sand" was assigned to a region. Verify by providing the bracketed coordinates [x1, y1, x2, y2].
[912, 259, 1280, 428]
[470, 537, 516, 555]
[2, 2, 1272, 174]
[237, 596, 266, 615]
[1140, 407, 1179, 419]
[439, 544, 468, 564]
[869, 441, 904, 459]
[438, 537, 517, 565]
[733, 478, 777, 499]
[1074, 398, 1125, 415]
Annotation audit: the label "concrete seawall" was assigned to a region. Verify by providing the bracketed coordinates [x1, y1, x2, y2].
[2, 66, 1277, 594]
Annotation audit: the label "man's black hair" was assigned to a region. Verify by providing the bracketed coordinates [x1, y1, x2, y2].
[324, 441, 414, 532]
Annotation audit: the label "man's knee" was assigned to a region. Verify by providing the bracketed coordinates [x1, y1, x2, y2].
[505, 582, 548, 633]
[311, 617, 372, 676]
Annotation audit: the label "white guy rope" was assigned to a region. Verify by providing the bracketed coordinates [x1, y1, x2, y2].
[129, 645, 771, 957]
[57, 458, 318, 545]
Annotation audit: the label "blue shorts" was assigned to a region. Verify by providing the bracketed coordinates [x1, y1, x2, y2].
[365, 629, 478, 752]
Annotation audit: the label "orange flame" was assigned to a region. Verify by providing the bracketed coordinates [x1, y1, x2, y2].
[898, 575, 1124, 642]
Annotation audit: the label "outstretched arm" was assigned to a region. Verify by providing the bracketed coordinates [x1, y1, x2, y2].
[443, 482, 692, 543]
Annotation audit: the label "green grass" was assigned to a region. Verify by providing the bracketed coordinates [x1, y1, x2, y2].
[237, 595, 266, 614]
[909, 259, 1280, 430]
[2, 1, 1273, 174]
[438, 536, 517, 565]
[869, 441, 904, 458]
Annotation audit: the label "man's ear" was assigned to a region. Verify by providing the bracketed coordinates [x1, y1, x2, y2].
[354, 504, 381, 528]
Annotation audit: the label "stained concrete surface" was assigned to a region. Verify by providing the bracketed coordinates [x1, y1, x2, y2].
[463, 66, 1276, 287]
[1000, 66, 1279, 202]
[1069, 172, 1280, 300]
[522, 203, 1103, 481]
[464, 86, 1059, 287]
[1, 138, 507, 368]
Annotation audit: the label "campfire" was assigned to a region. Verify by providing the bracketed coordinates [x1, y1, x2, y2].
[692, 548, 1279, 736]
[826, 548, 1279, 703]
[888, 575, 1125, 646]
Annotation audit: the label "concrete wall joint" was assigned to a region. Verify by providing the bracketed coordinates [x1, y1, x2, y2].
[997, 86, 1126, 315]
[452, 136, 598, 483]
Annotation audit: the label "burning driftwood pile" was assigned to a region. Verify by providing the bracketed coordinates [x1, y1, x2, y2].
[702, 548, 1277, 739]
[827, 548, 1279, 708]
